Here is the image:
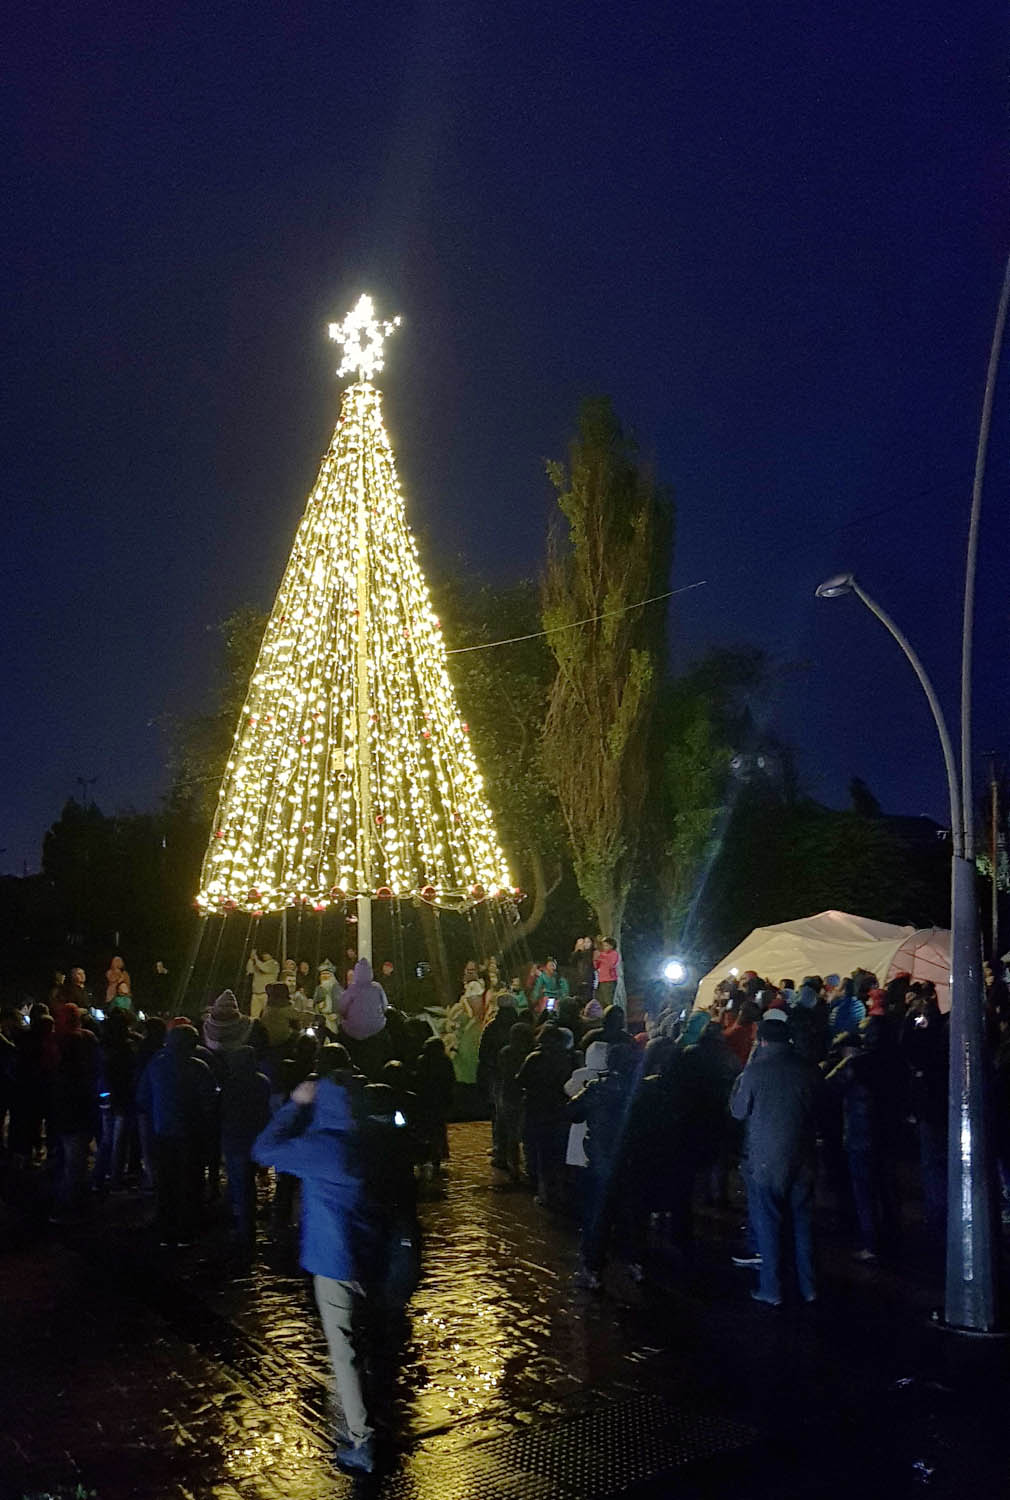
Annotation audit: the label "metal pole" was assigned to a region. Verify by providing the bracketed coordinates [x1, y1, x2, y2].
[944, 253, 1010, 1332]
[849, 581, 962, 853]
[991, 761, 1000, 966]
[960, 253, 1010, 861]
[355, 388, 373, 965]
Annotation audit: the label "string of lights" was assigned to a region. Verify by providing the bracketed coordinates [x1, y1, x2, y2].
[195, 297, 513, 917]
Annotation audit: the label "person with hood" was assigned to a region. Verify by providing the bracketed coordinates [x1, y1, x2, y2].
[246, 949, 280, 1019]
[338, 959, 391, 1080]
[564, 1039, 610, 1169]
[50, 1004, 99, 1221]
[517, 1024, 574, 1207]
[251, 982, 301, 1092]
[220, 1046, 271, 1251]
[203, 990, 252, 1054]
[136, 1022, 217, 1247]
[493, 1021, 535, 1181]
[730, 1017, 821, 1305]
[413, 1034, 456, 1176]
[253, 1075, 381, 1475]
[313, 960, 342, 1017]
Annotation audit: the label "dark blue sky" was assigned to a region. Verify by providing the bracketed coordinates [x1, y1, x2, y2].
[4, 0, 1008, 874]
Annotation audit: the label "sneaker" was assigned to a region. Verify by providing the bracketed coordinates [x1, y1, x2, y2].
[852, 1248, 877, 1263]
[335, 1437, 375, 1475]
[750, 1290, 782, 1307]
[731, 1252, 762, 1268]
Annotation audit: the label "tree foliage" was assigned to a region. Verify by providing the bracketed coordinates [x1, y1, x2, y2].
[541, 398, 672, 943]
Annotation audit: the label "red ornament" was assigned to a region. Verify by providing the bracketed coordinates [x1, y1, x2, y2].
[422, 730, 430, 739]
[375, 886, 393, 900]
[299, 735, 309, 745]
[470, 884, 486, 901]
[223, 898, 238, 911]
[312, 902, 326, 913]
[375, 814, 384, 825]
[214, 829, 225, 839]
[329, 885, 346, 901]
[248, 889, 261, 903]
[420, 884, 437, 902]
[248, 715, 257, 725]
[462, 722, 469, 734]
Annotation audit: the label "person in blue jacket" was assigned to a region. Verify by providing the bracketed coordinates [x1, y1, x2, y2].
[252, 1075, 380, 1476]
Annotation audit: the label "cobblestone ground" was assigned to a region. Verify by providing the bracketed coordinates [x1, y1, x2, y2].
[1, 1123, 1007, 1500]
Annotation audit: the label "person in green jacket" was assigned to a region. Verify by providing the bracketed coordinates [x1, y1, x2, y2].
[529, 958, 570, 1021]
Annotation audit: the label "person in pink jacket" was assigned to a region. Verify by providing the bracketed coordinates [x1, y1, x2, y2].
[593, 939, 621, 1008]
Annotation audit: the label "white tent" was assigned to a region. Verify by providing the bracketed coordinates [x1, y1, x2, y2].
[695, 910, 951, 1013]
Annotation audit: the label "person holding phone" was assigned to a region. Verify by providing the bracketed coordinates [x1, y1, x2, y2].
[529, 958, 570, 1021]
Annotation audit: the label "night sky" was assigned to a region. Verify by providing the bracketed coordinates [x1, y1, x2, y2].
[4, 1, 1008, 875]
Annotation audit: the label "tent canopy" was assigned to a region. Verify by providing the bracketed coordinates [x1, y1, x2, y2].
[695, 910, 951, 1013]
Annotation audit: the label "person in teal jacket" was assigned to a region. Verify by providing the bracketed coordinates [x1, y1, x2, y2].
[529, 958, 571, 1019]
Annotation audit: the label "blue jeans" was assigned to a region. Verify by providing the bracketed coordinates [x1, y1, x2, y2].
[750, 1172, 816, 1302]
[93, 1109, 130, 1189]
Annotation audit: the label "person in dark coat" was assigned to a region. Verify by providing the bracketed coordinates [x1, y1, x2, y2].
[133, 1016, 167, 1190]
[901, 989, 948, 1236]
[517, 1025, 573, 1207]
[253, 1076, 382, 1475]
[730, 1017, 820, 1305]
[10, 1005, 58, 1165]
[567, 1044, 637, 1285]
[136, 1023, 216, 1246]
[92, 1008, 138, 1192]
[493, 1021, 535, 1181]
[477, 996, 519, 1166]
[412, 1035, 455, 1175]
[50, 1004, 99, 1221]
[220, 1045, 271, 1250]
[827, 1015, 903, 1259]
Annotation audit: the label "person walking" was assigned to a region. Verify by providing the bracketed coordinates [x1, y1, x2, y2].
[253, 1075, 382, 1475]
[729, 1016, 820, 1306]
[91, 1008, 138, 1193]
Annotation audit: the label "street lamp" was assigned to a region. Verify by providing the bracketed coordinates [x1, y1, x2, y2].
[816, 572, 997, 1332]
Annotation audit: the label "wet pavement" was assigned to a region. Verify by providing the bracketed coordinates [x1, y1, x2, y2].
[2, 1124, 1008, 1499]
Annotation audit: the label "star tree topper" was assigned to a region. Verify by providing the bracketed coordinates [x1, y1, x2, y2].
[328, 294, 402, 383]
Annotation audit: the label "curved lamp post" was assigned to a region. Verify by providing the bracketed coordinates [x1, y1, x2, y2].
[815, 572, 997, 1332]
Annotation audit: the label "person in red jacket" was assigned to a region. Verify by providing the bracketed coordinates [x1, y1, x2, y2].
[593, 939, 621, 1009]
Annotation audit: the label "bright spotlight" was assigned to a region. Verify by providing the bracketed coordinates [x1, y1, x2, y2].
[729, 967, 740, 978]
[662, 958, 687, 985]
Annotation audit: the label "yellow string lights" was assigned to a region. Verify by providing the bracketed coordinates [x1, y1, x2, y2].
[195, 297, 513, 915]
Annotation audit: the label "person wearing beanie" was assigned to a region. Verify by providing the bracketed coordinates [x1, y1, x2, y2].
[730, 1012, 821, 1306]
[203, 990, 252, 1054]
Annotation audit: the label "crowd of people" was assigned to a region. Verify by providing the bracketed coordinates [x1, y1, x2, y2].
[3, 939, 1010, 1474]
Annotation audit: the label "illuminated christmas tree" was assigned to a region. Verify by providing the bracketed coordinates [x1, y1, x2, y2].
[195, 295, 513, 929]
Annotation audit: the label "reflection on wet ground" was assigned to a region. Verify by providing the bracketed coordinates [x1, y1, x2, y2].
[3, 1121, 1008, 1499]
